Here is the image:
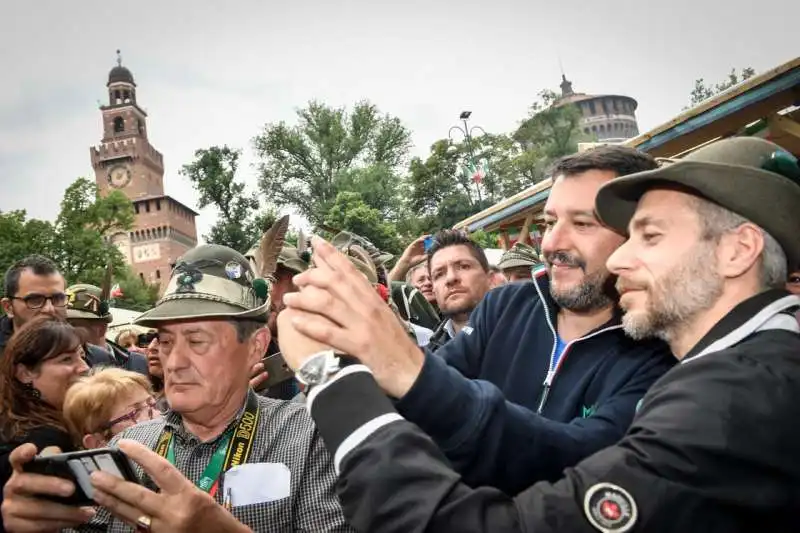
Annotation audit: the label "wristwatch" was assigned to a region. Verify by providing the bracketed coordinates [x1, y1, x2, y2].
[295, 350, 342, 387]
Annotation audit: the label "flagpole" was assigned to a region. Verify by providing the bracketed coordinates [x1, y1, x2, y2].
[448, 111, 487, 205]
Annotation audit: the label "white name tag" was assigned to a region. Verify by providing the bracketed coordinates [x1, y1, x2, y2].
[224, 463, 291, 507]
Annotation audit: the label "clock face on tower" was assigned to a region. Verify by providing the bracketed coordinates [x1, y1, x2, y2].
[107, 164, 132, 189]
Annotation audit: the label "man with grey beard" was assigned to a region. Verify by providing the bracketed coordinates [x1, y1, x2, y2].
[274, 145, 675, 496]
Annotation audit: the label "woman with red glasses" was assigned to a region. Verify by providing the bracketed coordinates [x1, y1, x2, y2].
[63, 367, 163, 450]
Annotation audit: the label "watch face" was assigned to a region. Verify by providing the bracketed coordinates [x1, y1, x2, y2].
[107, 165, 131, 189]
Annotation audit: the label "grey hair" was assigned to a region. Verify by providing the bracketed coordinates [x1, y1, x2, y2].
[228, 319, 266, 343]
[689, 196, 787, 289]
[405, 261, 428, 284]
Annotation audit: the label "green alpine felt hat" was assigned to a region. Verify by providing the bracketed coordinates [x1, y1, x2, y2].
[497, 242, 541, 271]
[595, 137, 800, 269]
[331, 232, 394, 266]
[245, 245, 308, 276]
[134, 244, 268, 327]
[66, 284, 113, 323]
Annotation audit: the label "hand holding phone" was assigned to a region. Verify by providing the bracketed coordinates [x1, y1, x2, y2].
[253, 352, 296, 391]
[423, 236, 434, 252]
[23, 447, 141, 506]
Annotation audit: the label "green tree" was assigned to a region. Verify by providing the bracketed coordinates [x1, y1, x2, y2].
[52, 178, 134, 287]
[0, 211, 59, 295]
[512, 89, 584, 186]
[323, 192, 401, 255]
[113, 268, 161, 312]
[688, 67, 756, 107]
[181, 146, 272, 253]
[0, 180, 159, 311]
[253, 100, 412, 225]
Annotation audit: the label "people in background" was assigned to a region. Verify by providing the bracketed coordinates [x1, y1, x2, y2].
[275, 136, 800, 533]
[114, 329, 138, 351]
[65, 284, 148, 373]
[63, 367, 161, 450]
[0, 256, 67, 358]
[0, 317, 88, 522]
[488, 265, 508, 288]
[497, 242, 541, 281]
[425, 230, 493, 351]
[279, 146, 675, 498]
[406, 260, 436, 304]
[2, 244, 352, 532]
[786, 270, 799, 295]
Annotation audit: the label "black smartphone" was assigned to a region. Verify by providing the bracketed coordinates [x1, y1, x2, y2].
[23, 447, 141, 506]
[256, 352, 295, 391]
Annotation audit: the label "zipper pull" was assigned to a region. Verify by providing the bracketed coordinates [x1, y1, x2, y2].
[536, 384, 551, 414]
[545, 370, 556, 386]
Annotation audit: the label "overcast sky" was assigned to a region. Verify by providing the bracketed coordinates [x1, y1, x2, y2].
[1, 0, 797, 240]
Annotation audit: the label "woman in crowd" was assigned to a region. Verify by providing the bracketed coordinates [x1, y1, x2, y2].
[63, 367, 162, 449]
[144, 335, 167, 410]
[114, 328, 139, 351]
[0, 316, 89, 489]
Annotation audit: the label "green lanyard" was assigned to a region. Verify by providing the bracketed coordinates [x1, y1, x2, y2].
[164, 431, 231, 496]
[155, 393, 260, 498]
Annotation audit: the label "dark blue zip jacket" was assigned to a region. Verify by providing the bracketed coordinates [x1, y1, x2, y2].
[396, 270, 675, 495]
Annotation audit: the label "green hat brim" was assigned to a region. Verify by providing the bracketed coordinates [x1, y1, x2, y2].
[67, 309, 113, 323]
[595, 160, 800, 270]
[133, 299, 268, 328]
[498, 258, 538, 270]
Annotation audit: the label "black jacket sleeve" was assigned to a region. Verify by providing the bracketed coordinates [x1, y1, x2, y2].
[310, 340, 800, 533]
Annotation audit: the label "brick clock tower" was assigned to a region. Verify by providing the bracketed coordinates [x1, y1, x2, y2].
[90, 52, 198, 290]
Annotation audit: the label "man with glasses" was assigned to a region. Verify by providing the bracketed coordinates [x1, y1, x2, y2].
[1, 255, 69, 357]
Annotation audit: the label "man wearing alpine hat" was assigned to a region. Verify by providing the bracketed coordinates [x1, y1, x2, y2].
[496, 242, 541, 282]
[65, 283, 148, 374]
[2, 244, 352, 532]
[272, 137, 800, 532]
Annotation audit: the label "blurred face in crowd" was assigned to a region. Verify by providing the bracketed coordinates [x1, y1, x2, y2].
[1, 269, 67, 329]
[156, 320, 267, 420]
[541, 170, 625, 312]
[146, 337, 163, 378]
[429, 245, 491, 317]
[15, 345, 89, 410]
[608, 189, 728, 345]
[68, 319, 107, 347]
[787, 271, 800, 295]
[268, 267, 297, 337]
[489, 269, 507, 288]
[409, 264, 435, 303]
[503, 266, 533, 282]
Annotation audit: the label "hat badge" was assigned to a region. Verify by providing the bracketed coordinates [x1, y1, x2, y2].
[174, 263, 204, 293]
[225, 261, 243, 280]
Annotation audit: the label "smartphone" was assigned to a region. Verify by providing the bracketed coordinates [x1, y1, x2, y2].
[423, 236, 434, 252]
[23, 447, 140, 506]
[256, 352, 296, 391]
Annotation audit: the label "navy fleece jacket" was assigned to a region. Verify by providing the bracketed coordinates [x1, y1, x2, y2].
[396, 270, 675, 495]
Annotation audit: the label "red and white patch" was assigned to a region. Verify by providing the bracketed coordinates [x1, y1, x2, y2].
[583, 483, 638, 532]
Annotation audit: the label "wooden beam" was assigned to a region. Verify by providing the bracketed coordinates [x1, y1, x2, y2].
[499, 230, 510, 251]
[518, 214, 534, 245]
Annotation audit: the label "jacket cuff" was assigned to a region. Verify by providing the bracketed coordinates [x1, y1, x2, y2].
[308, 365, 403, 474]
[395, 352, 479, 450]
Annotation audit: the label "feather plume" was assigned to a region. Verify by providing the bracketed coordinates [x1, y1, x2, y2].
[259, 215, 290, 279]
[100, 261, 114, 301]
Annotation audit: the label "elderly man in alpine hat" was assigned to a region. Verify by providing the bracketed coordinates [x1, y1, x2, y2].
[275, 137, 800, 532]
[2, 240, 352, 532]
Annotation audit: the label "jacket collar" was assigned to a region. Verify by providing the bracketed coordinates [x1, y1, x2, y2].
[683, 290, 800, 364]
[531, 268, 624, 336]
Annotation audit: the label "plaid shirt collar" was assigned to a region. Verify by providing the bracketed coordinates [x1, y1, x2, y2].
[162, 388, 254, 444]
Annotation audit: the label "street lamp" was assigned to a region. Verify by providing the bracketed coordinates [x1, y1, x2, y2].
[448, 111, 488, 203]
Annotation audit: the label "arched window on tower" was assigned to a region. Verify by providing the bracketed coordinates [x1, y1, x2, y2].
[137, 119, 144, 136]
[123, 91, 131, 103]
[113, 117, 124, 133]
[114, 90, 122, 105]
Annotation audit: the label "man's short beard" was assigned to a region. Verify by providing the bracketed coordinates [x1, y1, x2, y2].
[441, 301, 477, 319]
[550, 269, 615, 313]
[621, 242, 723, 343]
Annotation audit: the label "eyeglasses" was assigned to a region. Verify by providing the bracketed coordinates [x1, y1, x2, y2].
[102, 397, 162, 432]
[762, 150, 800, 183]
[788, 275, 800, 285]
[11, 293, 68, 310]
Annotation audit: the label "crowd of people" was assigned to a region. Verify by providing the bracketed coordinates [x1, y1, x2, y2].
[0, 137, 798, 532]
